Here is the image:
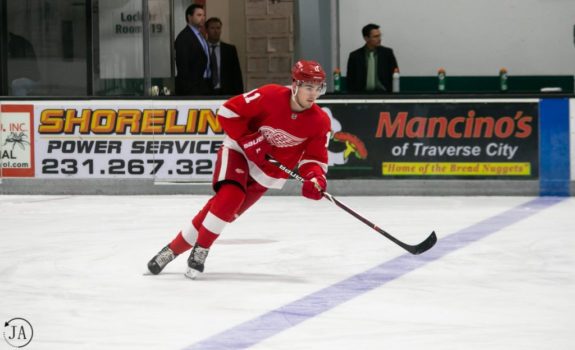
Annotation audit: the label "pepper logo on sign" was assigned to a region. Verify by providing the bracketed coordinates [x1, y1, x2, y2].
[38, 108, 224, 135]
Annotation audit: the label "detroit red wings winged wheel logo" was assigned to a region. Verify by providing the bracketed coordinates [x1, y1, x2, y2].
[259, 126, 306, 148]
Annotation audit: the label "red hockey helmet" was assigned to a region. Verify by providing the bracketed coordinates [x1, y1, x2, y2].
[291, 60, 327, 94]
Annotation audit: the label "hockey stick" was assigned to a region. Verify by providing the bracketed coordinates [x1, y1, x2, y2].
[266, 155, 437, 255]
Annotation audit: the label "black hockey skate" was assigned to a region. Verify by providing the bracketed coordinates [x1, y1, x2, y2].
[185, 245, 210, 279]
[147, 245, 177, 275]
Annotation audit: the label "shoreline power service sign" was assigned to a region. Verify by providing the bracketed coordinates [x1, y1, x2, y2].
[2, 100, 224, 181]
[35, 101, 223, 181]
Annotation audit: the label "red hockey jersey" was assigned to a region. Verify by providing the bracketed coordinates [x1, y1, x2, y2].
[217, 84, 331, 189]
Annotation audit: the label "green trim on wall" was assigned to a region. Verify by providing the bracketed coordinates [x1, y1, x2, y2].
[337, 75, 573, 94]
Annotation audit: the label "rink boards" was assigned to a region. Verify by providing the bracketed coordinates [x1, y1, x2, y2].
[0, 96, 573, 195]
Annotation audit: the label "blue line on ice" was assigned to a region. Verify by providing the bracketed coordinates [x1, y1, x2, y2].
[183, 197, 564, 350]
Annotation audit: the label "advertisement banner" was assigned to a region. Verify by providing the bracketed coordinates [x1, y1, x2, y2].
[320, 100, 539, 179]
[31, 100, 224, 180]
[0, 104, 35, 177]
[1, 99, 540, 181]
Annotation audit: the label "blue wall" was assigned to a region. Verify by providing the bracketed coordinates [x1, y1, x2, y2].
[539, 98, 571, 196]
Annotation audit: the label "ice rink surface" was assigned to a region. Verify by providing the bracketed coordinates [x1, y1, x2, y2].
[1, 195, 574, 350]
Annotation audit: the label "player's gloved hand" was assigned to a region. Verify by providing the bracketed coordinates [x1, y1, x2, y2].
[302, 170, 326, 200]
[239, 132, 273, 167]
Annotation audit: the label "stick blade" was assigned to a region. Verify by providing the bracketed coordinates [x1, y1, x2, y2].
[410, 231, 437, 255]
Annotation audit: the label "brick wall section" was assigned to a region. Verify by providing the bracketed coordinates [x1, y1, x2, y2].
[245, 0, 293, 90]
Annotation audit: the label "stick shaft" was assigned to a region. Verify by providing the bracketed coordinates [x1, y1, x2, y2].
[266, 156, 436, 254]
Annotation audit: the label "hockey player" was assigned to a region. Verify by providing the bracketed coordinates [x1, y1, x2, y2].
[147, 60, 331, 279]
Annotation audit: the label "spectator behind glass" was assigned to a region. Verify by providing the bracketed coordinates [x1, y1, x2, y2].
[346, 23, 398, 93]
[174, 4, 212, 96]
[8, 32, 40, 96]
[205, 17, 244, 95]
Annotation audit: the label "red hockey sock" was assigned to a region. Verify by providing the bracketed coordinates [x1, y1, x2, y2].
[192, 197, 214, 231]
[168, 197, 216, 255]
[196, 183, 245, 248]
[168, 231, 193, 255]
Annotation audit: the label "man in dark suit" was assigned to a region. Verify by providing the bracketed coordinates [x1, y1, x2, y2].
[175, 4, 212, 96]
[205, 17, 244, 95]
[346, 23, 398, 93]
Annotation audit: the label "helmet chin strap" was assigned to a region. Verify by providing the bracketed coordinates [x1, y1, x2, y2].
[291, 84, 305, 111]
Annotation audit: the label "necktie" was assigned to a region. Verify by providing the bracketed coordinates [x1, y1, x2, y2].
[195, 30, 210, 78]
[210, 45, 219, 89]
[366, 51, 376, 91]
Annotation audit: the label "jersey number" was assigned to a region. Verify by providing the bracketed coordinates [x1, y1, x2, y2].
[242, 89, 261, 104]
